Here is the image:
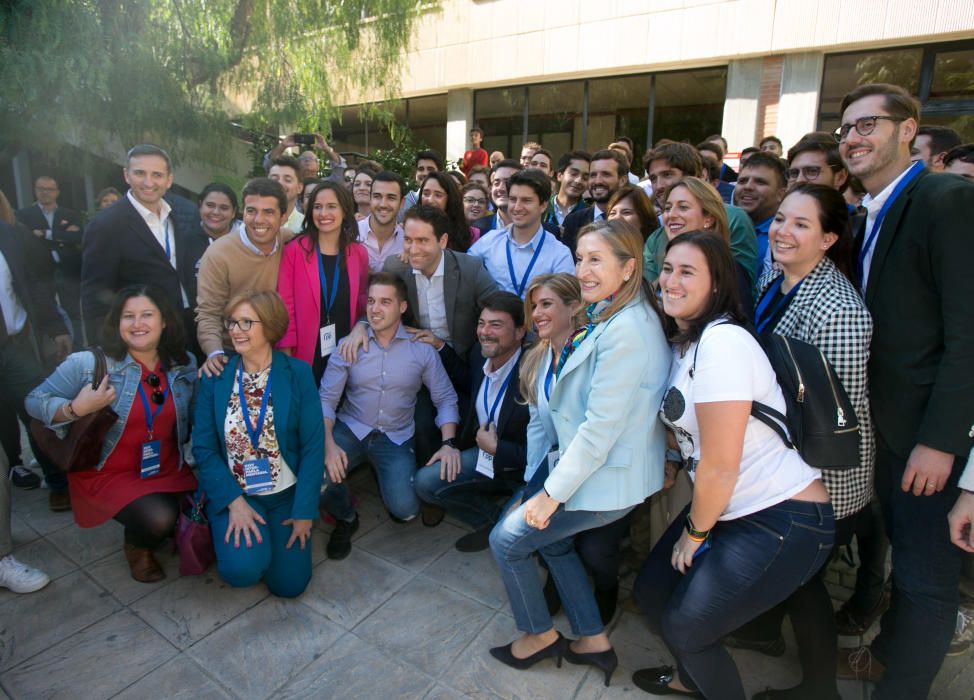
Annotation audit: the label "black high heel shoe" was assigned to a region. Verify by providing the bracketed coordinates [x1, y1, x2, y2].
[489, 631, 567, 670]
[564, 644, 619, 687]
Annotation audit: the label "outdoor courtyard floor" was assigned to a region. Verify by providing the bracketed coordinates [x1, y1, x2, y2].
[2, 466, 972, 700]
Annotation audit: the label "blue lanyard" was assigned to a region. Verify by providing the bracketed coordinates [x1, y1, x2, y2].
[316, 249, 342, 322]
[483, 365, 515, 426]
[137, 380, 170, 440]
[857, 161, 924, 289]
[505, 229, 545, 297]
[237, 361, 272, 451]
[543, 361, 555, 402]
[754, 276, 802, 334]
[162, 218, 171, 260]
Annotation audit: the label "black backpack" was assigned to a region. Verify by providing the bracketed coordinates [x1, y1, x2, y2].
[692, 323, 861, 470]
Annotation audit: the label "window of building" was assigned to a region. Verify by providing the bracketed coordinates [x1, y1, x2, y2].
[330, 95, 446, 159]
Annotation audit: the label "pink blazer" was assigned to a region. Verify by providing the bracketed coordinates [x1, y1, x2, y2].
[276, 236, 369, 365]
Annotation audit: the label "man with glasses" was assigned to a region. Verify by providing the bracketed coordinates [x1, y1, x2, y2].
[833, 83, 974, 700]
[196, 178, 289, 378]
[785, 133, 849, 192]
[461, 182, 489, 228]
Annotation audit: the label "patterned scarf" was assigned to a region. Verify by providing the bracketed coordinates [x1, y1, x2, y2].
[556, 295, 615, 377]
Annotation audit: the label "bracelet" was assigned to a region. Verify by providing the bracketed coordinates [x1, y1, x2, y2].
[441, 438, 456, 449]
[685, 514, 710, 541]
[62, 400, 79, 421]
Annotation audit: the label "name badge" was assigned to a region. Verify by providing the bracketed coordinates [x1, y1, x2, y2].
[319, 324, 337, 357]
[140, 440, 161, 479]
[475, 449, 495, 478]
[547, 449, 560, 473]
[243, 458, 274, 494]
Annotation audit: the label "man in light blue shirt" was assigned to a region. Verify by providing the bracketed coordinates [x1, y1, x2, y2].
[467, 170, 575, 298]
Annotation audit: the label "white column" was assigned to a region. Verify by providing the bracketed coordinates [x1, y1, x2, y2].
[777, 52, 825, 154]
[721, 58, 763, 155]
[11, 150, 33, 209]
[446, 88, 473, 166]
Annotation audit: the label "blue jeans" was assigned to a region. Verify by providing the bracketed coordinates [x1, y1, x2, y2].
[490, 502, 634, 637]
[633, 500, 834, 700]
[870, 436, 963, 700]
[414, 447, 516, 529]
[208, 487, 312, 599]
[321, 420, 419, 523]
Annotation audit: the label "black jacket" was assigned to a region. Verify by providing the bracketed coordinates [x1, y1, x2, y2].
[0, 221, 67, 343]
[16, 203, 84, 316]
[560, 205, 598, 255]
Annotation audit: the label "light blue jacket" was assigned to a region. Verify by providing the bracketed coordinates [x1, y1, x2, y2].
[525, 345, 558, 483]
[25, 350, 198, 471]
[544, 299, 671, 512]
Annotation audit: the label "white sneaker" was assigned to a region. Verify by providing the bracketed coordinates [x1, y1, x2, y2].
[0, 554, 51, 593]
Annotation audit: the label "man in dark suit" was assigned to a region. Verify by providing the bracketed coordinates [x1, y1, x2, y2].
[81, 145, 200, 353]
[414, 292, 529, 552]
[561, 148, 628, 254]
[834, 83, 974, 700]
[15, 176, 83, 338]
[0, 221, 72, 511]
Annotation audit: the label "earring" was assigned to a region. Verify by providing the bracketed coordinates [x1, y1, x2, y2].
[624, 275, 631, 282]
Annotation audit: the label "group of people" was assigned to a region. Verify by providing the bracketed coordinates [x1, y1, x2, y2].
[0, 81, 972, 700]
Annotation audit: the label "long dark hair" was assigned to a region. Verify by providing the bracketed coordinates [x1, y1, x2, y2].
[661, 230, 748, 351]
[100, 285, 189, 369]
[420, 171, 470, 251]
[298, 181, 357, 259]
[784, 183, 854, 281]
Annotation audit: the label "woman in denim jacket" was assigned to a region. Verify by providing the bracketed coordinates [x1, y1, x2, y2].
[27, 285, 197, 583]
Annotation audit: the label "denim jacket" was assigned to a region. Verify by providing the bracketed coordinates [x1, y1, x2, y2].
[25, 350, 198, 471]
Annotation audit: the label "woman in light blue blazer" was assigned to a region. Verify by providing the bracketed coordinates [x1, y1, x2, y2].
[488, 220, 671, 686]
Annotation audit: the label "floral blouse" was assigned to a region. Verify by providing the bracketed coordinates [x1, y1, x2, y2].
[224, 366, 296, 495]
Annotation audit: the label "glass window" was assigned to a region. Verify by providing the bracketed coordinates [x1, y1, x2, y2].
[819, 48, 922, 116]
[931, 48, 974, 99]
[527, 81, 584, 158]
[588, 75, 651, 163]
[475, 87, 526, 161]
[653, 68, 727, 152]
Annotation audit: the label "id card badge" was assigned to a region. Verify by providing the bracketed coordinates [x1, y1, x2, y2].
[243, 458, 274, 494]
[319, 324, 337, 357]
[475, 449, 495, 478]
[547, 449, 561, 472]
[140, 440, 162, 479]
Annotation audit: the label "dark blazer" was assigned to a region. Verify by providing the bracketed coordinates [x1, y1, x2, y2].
[445, 343, 529, 482]
[16, 204, 84, 316]
[192, 351, 325, 520]
[382, 248, 498, 360]
[560, 205, 598, 255]
[81, 194, 201, 340]
[0, 221, 67, 342]
[856, 170, 974, 459]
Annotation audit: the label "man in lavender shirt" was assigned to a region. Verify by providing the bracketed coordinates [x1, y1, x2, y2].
[319, 272, 461, 560]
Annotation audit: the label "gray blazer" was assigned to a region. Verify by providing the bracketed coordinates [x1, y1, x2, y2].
[383, 249, 498, 359]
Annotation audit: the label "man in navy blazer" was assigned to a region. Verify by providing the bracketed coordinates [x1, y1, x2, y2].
[414, 292, 529, 552]
[81, 145, 201, 351]
[560, 149, 627, 254]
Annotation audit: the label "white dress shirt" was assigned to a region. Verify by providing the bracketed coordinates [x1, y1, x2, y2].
[475, 348, 522, 427]
[127, 191, 189, 308]
[859, 164, 915, 290]
[413, 252, 451, 343]
[0, 250, 28, 335]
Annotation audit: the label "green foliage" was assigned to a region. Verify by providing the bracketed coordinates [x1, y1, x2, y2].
[368, 125, 430, 182]
[0, 0, 438, 167]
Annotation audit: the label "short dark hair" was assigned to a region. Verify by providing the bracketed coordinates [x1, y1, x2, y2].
[944, 143, 974, 168]
[101, 285, 189, 368]
[643, 142, 702, 178]
[470, 126, 484, 137]
[614, 136, 635, 152]
[490, 159, 522, 178]
[531, 148, 553, 164]
[199, 182, 238, 213]
[839, 83, 920, 124]
[917, 125, 962, 157]
[590, 149, 628, 178]
[468, 165, 490, 181]
[403, 203, 451, 240]
[462, 181, 489, 200]
[508, 169, 551, 204]
[759, 135, 783, 150]
[269, 154, 301, 178]
[481, 291, 525, 329]
[787, 132, 845, 173]
[740, 151, 788, 189]
[555, 150, 591, 174]
[34, 175, 57, 188]
[372, 170, 407, 198]
[697, 140, 724, 160]
[740, 146, 759, 165]
[415, 149, 443, 170]
[127, 144, 172, 173]
[368, 271, 408, 303]
[699, 154, 721, 182]
[241, 177, 288, 215]
[706, 134, 729, 151]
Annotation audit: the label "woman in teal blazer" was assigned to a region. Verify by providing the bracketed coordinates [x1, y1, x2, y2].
[488, 220, 671, 685]
[193, 290, 324, 598]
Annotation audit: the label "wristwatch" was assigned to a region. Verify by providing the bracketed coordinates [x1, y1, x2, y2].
[441, 438, 457, 449]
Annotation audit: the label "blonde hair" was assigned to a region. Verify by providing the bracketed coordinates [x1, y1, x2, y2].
[225, 290, 289, 346]
[661, 177, 730, 243]
[518, 274, 584, 405]
[575, 219, 653, 321]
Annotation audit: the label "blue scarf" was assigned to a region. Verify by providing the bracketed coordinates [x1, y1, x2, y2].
[556, 295, 615, 376]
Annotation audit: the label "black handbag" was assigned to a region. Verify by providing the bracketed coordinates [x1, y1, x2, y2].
[29, 348, 119, 473]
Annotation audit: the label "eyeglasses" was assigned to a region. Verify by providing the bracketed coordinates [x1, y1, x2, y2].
[224, 318, 261, 331]
[833, 116, 905, 143]
[144, 374, 165, 405]
[785, 165, 841, 181]
[462, 197, 487, 206]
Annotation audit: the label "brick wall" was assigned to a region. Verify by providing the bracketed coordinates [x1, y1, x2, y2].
[755, 56, 784, 145]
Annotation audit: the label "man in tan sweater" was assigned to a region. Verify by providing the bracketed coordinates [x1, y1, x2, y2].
[196, 177, 288, 376]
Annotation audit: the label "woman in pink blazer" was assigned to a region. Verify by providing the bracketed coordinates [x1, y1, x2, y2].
[277, 181, 368, 385]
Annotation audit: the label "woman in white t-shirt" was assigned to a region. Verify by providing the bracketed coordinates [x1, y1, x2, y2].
[631, 230, 834, 700]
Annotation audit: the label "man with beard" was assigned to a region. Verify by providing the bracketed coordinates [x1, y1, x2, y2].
[732, 151, 787, 278]
[561, 149, 627, 254]
[357, 171, 406, 272]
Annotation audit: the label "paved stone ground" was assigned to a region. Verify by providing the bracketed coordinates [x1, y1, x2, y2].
[2, 467, 972, 700]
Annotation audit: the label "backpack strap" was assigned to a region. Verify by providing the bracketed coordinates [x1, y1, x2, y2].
[689, 319, 737, 378]
[750, 401, 796, 451]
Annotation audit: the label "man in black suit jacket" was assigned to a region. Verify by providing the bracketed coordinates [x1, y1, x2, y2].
[414, 293, 529, 552]
[81, 145, 200, 352]
[835, 84, 974, 700]
[15, 176, 84, 334]
[560, 148, 628, 254]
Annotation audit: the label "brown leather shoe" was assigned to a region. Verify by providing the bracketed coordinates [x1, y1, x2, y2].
[836, 646, 885, 683]
[124, 544, 166, 583]
[48, 490, 71, 512]
[835, 590, 891, 636]
[421, 503, 446, 527]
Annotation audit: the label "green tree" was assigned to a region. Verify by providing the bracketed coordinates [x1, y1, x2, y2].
[0, 0, 437, 166]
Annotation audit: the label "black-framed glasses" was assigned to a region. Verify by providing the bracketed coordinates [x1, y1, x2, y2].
[786, 165, 841, 181]
[833, 116, 905, 143]
[462, 196, 487, 206]
[144, 374, 165, 405]
[224, 318, 261, 332]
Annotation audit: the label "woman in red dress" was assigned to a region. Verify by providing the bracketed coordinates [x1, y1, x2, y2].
[27, 285, 198, 582]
